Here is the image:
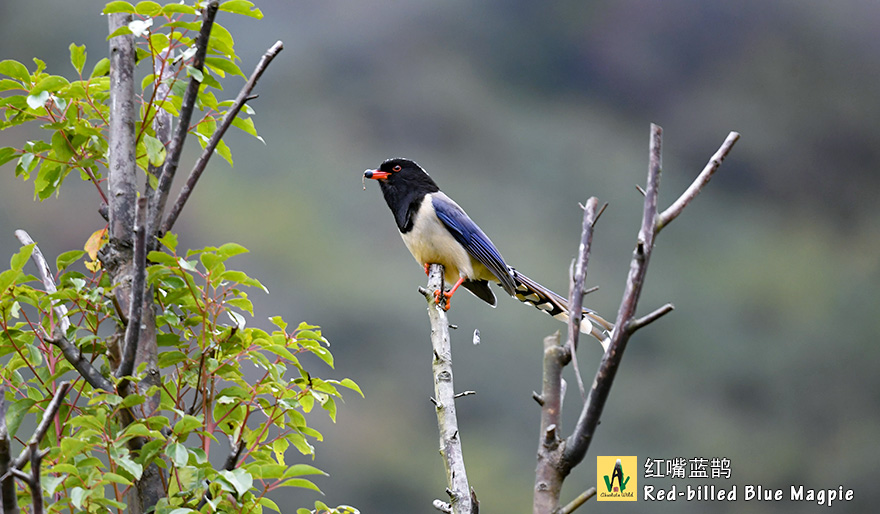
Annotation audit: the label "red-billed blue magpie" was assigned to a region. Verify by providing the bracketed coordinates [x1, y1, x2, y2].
[364, 158, 611, 346]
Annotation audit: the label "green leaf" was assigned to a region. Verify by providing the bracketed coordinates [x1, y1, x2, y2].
[102, 472, 133, 486]
[269, 316, 287, 332]
[167, 509, 197, 514]
[90, 57, 111, 78]
[69, 43, 87, 74]
[0, 79, 22, 92]
[207, 23, 236, 58]
[0, 147, 18, 168]
[135, 1, 162, 16]
[107, 25, 134, 40]
[6, 399, 36, 438]
[10, 244, 34, 272]
[103, 1, 136, 14]
[70, 487, 87, 509]
[259, 497, 281, 513]
[115, 455, 144, 480]
[0, 59, 29, 82]
[284, 464, 327, 477]
[204, 56, 245, 78]
[56, 250, 85, 271]
[280, 478, 322, 493]
[215, 139, 233, 166]
[218, 468, 253, 497]
[156, 232, 177, 252]
[32, 75, 70, 95]
[143, 134, 166, 166]
[160, 4, 196, 15]
[167, 442, 188, 467]
[220, 0, 263, 19]
[51, 130, 75, 163]
[337, 378, 364, 398]
[172, 414, 202, 436]
[185, 65, 203, 82]
[231, 116, 264, 143]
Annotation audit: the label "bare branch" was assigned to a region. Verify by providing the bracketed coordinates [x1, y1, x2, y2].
[161, 40, 284, 235]
[562, 123, 664, 470]
[14, 230, 70, 334]
[565, 196, 601, 354]
[627, 303, 674, 333]
[533, 332, 568, 514]
[564, 197, 603, 399]
[116, 198, 148, 386]
[28, 443, 45, 514]
[144, 43, 175, 227]
[149, 0, 220, 238]
[422, 264, 475, 514]
[107, 12, 138, 248]
[558, 487, 597, 514]
[656, 131, 740, 232]
[46, 329, 112, 392]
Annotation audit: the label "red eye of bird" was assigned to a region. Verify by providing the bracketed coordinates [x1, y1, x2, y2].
[392, 165, 402, 172]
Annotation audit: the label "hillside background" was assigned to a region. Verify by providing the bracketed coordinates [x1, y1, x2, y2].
[1, 1, 878, 512]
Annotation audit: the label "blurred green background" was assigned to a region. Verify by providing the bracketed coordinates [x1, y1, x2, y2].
[1, 1, 879, 512]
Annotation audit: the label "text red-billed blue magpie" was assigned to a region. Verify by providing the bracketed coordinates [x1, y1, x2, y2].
[364, 158, 611, 347]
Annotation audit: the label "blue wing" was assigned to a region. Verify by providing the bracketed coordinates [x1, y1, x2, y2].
[431, 193, 517, 296]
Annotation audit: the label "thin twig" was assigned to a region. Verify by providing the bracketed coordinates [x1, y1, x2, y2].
[161, 40, 284, 235]
[149, 0, 219, 238]
[557, 487, 597, 514]
[14, 230, 70, 334]
[656, 131, 740, 232]
[116, 198, 148, 386]
[564, 197, 602, 400]
[627, 303, 674, 333]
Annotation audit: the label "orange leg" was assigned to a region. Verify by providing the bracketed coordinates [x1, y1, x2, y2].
[433, 276, 466, 311]
[423, 263, 430, 276]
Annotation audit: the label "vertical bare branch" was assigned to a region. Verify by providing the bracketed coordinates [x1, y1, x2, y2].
[420, 265, 476, 514]
[161, 40, 284, 235]
[532, 332, 568, 514]
[27, 443, 44, 514]
[562, 123, 664, 471]
[148, 0, 219, 237]
[565, 197, 601, 355]
[116, 198, 148, 386]
[107, 12, 137, 249]
[144, 45, 175, 214]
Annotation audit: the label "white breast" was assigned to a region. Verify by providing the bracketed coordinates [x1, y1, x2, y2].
[400, 193, 474, 283]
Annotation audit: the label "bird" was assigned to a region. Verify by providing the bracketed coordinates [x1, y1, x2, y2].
[363, 157, 612, 347]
